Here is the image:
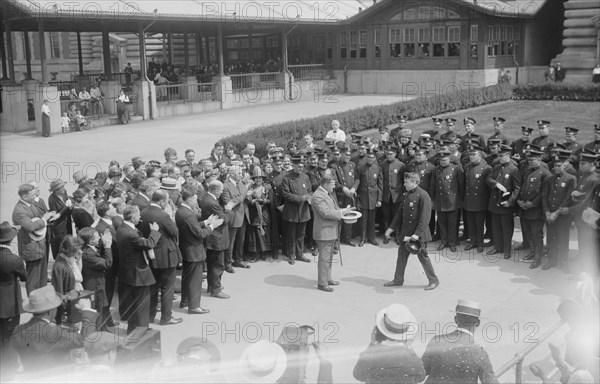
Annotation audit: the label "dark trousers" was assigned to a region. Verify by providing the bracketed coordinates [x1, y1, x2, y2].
[519, 217, 530, 247]
[25, 257, 48, 295]
[275, 210, 285, 256]
[149, 267, 176, 322]
[226, 227, 239, 267]
[340, 221, 354, 243]
[181, 261, 204, 309]
[429, 210, 437, 236]
[0, 315, 20, 379]
[485, 212, 493, 238]
[234, 220, 248, 261]
[316, 240, 335, 287]
[381, 197, 399, 233]
[51, 235, 66, 260]
[437, 210, 458, 246]
[206, 249, 225, 293]
[360, 208, 377, 242]
[286, 220, 307, 259]
[547, 216, 571, 267]
[119, 284, 150, 334]
[305, 215, 315, 250]
[393, 243, 439, 284]
[105, 257, 118, 310]
[521, 218, 545, 261]
[466, 210, 487, 248]
[491, 213, 514, 255]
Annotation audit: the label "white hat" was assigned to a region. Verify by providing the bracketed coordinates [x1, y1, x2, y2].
[28, 217, 47, 242]
[239, 340, 287, 383]
[451, 299, 483, 318]
[376, 304, 418, 342]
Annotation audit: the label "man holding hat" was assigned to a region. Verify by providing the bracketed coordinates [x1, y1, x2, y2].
[463, 145, 492, 253]
[517, 145, 551, 268]
[422, 299, 498, 384]
[384, 172, 439, 290]
[542, 151, 577, 271]
[356, 148, 383, 247]
[354, 304, 425, 384]
[48, 178, 73, 259]
[487, 117, 511, 146]
[10, 285, 98, 372]
[486, 145, 521, 260]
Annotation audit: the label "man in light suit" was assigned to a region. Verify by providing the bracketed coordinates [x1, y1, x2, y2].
[12, 184, 57, 294]
[311, 176, 354, 292]
[221, 165, 250, 271]
[176, 189, 224, 314]
[140, 190, 183, 326]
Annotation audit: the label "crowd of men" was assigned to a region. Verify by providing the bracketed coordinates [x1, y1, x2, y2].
[1, 114, 599, 381]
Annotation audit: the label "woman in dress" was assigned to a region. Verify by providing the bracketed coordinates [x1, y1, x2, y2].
[246, 167, 278, 260]
[51, 235, 84, 325]
[116, 89, 130, 124]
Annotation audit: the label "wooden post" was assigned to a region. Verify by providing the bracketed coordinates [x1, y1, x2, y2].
[102, 28, 112, 80]
[5, 21, 15, 82]
[217, 24, 224, 75]
[24, 32, 33, 80]
[77, 32, 84, 76]
[38, 20, 48, 85]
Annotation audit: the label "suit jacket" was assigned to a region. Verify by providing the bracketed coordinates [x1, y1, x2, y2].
[175, 205, 213, 262]
[131, 192, 151, 211]
[389, 186, 432, 242]
[422, 330, 498, 384]
[0, 247, 27, 318]
[463, 161, 492, 212]
[12, 200, 47, 262]
[311, 187, 342, 241]
[140, 205, 181, 269]
[48, 192, 72, 238]
[81, 245, 112, 308]
[354, 344, 426, 384]
[95, 218, 119, 263]
[200, 193, 234, 251]
[72, 206, 94, 232]
[381, 159, 406, 203]
[221, 179, 250, 228]
[355, 162, 383, 210]
[282, 171, 312, 223]
[432, 164, 464, 212]
[116, 223, 160, 286]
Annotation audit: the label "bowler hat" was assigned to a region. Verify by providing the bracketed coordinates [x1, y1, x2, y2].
[48, 179, 65, 192]
[239, 341, 287, 383]
[22, 285, 63, 313]
[0, 221, 17, 243]
[375, 304, 418, 342]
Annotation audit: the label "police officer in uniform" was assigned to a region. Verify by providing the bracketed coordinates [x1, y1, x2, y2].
[332, 145, 358, 247]
[487, 117, 511, 145]
[486, 144, 521, 260]
[542, 151, 576, 271]
[517, 145, 551, 269]
[563, 127, 583, 167]
[355, 148, 383, 247]
[439, 118, 458, 142]
[532, 120, 555, 162]
[379, 144, 406, 244]
[511, 126, 534, 162]
[461, 118, 486, 150]
[384, 172, 439, 290]
[583, 125, 600, 155]
[390, 115, 408, 142]
[463, 145, 492, 253]
[408, 147, 436, 240]
[424, 118, 443, 142]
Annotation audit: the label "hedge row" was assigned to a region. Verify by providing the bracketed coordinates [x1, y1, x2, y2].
[512, 83, 600, 102]
[222, 83, 513, 158]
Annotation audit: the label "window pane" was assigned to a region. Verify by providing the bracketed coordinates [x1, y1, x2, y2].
[448, 26, 460, 43]
[404, 43, 415, 57]
[514, 25, 521, 41]
[470, 25, 478, 42]
[404, 28, 415, 43]
[507, 25, 513, 41]
[375, 45, 380, 58]
[374, 29, 381, 45]
[359, 30, 366, 47]
[433, 43, 445, 57]
[360, 48, 367, 58]
[350, 31, 358, 47]
[390, 43, 401, 57]
[340, 32, 347, 47]
[418, 27, 431, 42]
[433, 27, 445, 43]
[448, 43, 460, 56]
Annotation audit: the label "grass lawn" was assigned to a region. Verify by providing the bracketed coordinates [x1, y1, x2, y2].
[383, 100, 600, 145]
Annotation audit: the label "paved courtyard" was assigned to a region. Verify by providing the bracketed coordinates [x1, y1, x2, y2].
[0, 94, 584, 383]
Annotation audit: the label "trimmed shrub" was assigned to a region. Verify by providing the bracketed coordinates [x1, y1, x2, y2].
[222, 84, 513, 158]
[512, 83, 600, 102]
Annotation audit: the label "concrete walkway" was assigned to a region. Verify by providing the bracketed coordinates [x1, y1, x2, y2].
[0, 94, 582, 383]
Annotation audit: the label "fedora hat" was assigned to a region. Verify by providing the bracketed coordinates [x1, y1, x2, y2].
[239, 340, 287, 383]
[72, 170, 88, 185]
[405, 238, 424, 254]
[48, 179, 65, 192]
[22, 285, 63, 313]
[251, 168, 267, 179]
[176, 337, 221, 371]
[0, 221, 17, 243]
[28, 218, 47, 242]
[160, 177, 177, 190]
[450, 299, 483, 318]
[375, 304, 418, 342]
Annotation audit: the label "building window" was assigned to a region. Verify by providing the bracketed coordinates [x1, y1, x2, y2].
[448, 26, 460, 57]
[327, 33, 333, 59]
[487, 24, 520, 57]
[227, 39, 238, 49]
[359, 30, 367, 58]
[350, 31, 358, 58]
[432, 26, 445, 57]
[266, 36, 278, 48]
[470, 25, 478, 58]
[49, 32, 61, 59]
[389, 28, 402, 58]
[500, 25, 507, 55]
[229, 51, 238, 61]
[374, 29, 381, 58]
[417, 27, 430, 57]
[340, 31, 347, 58]
[252, 38, 263, 48]
[403, 28, 415, 57]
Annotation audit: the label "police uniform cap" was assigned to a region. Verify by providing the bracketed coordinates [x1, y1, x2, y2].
[397, 115, 408, 122]
[580, 152, 599, 163]
[468, 145, 485, 153]
[365, 148, 377, 156]
[551, 142, 567, 150]
[445, 118, 457, 125]
[385, 144, 400, 153]
[438, 148, 451, 157]
[521, 126, 534, 135]
[492, 117, 506, 123]
[432, 117, 443, 124]
[498, 144, 512, 154]
[564, 127, 579, 134]
[464, 117, 476, 125]
[537, 120, 551, 126]
[378, 125, 389, 132]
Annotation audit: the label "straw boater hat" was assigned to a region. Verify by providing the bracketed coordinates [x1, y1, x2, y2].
[450, 299, 483, 318]
[0, 221, 18, 243]
[28, 218, 47, 242]
[160, 177, 177, 190]
[239, 340, 287, 383]
[375, 304, 418, 342]
[22, 285, 63, 313]
[176, 337, 221, 371]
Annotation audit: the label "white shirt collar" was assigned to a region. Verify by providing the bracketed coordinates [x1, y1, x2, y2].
[101, 217, 112, 225]
[456, 327, 474, 337]
[19, 198, 31, 207]
[124, 221, 136, 229]
[0, 244, 12, 250]
[181, 203, 192, 211]
[208, 192, 217, 200]
[150, 203, 161, 209]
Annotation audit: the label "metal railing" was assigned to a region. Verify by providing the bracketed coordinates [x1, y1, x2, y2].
[50, 81, 78, 97]
[230, 72, 280, 90]
[59, 94, 138, 128]
[155, 83, 216, 104]
[288, 64, 332, 81]
[494, 320, 565, 384]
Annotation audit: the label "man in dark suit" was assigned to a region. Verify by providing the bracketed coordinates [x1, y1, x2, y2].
[94, 201, 119, 326]
[131, 178, 159, 211]
[140, 190, 183, 326]
[117, 205, 161, 334]
[463, 146, 492, 253]
[47, 179, 73, 259]
[331, 145, 358, 247]
[355, 149, 383, 247]
[176, 189, 224, 314]
[12, 184, 57, 294]
[200, 180, 235, 299]
[422, 299, 498, 384]
[221, 165, 250, 271]
[384, 172, 439, 290]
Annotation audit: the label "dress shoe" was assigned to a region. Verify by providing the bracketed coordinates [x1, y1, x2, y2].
[484, 240, 494, 247]
[436, 244, 446, 251]
[529, 260, 541, 269]
[160, 317, 183, 326]
[176, 263, 183, 270]
[328, 280, 340, 286]
[515, 242, 529, 251]
[464, 244, 477, 251]
[311, 248, 318, 256]
[383, 237, 390, 245]
[358, 240, 365, 247]
[368, 240, 379, 246]
[188, 307, 210, 315]
[232, 261, 250, 269]
[296, 256, 311, 263]
[503, 253, 512, 259]
[541, 262, 556, 270]
[317, 285, 334, 292]
[383, 280, 403, 287]
[458, 234, 469, 241]
[477, 247, 484, 253]
[225, 266, 235, 273]
[487, 248, 501, 255]
[449, 245, 456, 252]
[179, 302, 188, 308]
[210, 291, 230, 299]
[424, 282, 439, 291]
[288, 258, 296, 265]
[344, 240, 357, 247]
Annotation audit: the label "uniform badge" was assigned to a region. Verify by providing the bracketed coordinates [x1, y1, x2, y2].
[409, 202, 414, 207]
[475, 174, 480, 178]
[421, 171, 425, 175]
[560, 182, 565, 187]
[373, 173, 377, 178]
[303, 184, 306, 188]
[349, 171, 353, 176]
[504, 174, 509, 179]
[394, 169, 398, 173]
[446, 175, 450, 180]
